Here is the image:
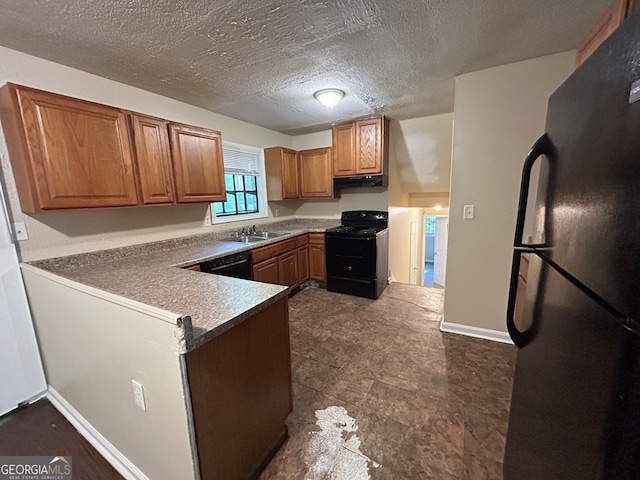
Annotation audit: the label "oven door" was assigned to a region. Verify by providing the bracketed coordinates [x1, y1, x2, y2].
[325, 236, 377, 278]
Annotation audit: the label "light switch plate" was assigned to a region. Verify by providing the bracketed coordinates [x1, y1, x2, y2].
[132, 379, 146, 411]
[463, 205, 475, 220]
[12, 222, 28, 241]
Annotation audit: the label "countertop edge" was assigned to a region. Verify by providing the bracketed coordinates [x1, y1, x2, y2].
[182, 287, 289, 352]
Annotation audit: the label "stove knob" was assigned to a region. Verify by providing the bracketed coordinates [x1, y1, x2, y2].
[348, 266, 352, 271]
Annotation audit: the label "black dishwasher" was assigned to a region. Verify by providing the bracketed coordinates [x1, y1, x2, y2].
[199, 251, 252, 279]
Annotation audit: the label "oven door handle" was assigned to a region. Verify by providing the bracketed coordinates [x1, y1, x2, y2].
[326, 236, 377, 241]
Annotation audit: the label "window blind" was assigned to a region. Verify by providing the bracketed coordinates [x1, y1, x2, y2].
[222, 146, 260, 175]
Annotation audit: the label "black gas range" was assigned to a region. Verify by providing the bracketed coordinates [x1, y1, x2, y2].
[325, 210, 389, 299]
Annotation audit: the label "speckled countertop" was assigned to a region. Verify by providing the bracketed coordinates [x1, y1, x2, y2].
[28, 218, 340, 352]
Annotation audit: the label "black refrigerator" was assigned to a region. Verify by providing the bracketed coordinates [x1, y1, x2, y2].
[504, 9, 640, 480]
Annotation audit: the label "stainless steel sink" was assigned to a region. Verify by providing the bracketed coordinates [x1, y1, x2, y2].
[252, 231, 290, 239]
[220, 235, 264, 243]
[220, 231, 290, 243]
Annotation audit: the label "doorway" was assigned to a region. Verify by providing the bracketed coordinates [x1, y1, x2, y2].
[424, 215, 448, 288]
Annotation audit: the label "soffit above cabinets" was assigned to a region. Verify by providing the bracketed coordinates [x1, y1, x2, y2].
[0, 0, 611, 135]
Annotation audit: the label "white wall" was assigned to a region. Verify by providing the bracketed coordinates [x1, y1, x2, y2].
[391, 114, 453, 194]
[22, 267, 194, 480]
[0, 46, 294, 262]
[443, 51, 575, 333]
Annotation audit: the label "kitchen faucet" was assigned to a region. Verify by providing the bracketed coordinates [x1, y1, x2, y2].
[239, 225, 257, 235]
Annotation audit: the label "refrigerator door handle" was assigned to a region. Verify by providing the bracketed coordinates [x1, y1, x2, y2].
[507, 134, 554, 348]
[506, 248, 535, 348]
[514, 133, 554, 249]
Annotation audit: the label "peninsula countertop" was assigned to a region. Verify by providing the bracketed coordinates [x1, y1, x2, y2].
[27, 218, 340, 351]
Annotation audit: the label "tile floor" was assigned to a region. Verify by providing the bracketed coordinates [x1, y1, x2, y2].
[260, 282, 517, 480]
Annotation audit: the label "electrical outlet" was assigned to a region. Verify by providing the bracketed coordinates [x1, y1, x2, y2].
[204, 214, 212, 227]
[275, 209, 279, 217]
[132, 380, 146, 411]
[463, 205, 475, 220]
[12, 222, 28, 241]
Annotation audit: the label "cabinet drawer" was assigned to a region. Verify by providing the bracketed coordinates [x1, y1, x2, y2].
[296, 234, 309, 247]
[251, 238, 297, 264]
[308, 233, 325, 245]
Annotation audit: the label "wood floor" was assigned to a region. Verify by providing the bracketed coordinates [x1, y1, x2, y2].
[0, 399, 123, 479]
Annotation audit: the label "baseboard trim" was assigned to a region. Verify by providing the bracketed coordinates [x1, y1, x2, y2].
[440, 319, 513, 344]
[46, 387, 149, 480]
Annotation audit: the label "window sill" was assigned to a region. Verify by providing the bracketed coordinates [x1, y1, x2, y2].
[210, 210, 269, 226]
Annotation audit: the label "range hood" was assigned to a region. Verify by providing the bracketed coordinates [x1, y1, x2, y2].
[333, 175, 388, 189]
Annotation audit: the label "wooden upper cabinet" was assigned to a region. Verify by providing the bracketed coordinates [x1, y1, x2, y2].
[299, 147, 333, 198]
[332, 123, 356, 176]
[129, 113, 174, 204]
[576, 0, 630, 66]
[169, 123, 226, 203]
[332, 116, 387, 177]
[264, 147, 299, 200]
[627, 0, 640, 14]
[355, 117, 384, 174]
[0, 84, 138, 212]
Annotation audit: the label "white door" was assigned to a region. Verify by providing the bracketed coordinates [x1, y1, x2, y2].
[409, 219, 420, 285]
[433, 217, 449, 287]
[0, 186, 46, 416]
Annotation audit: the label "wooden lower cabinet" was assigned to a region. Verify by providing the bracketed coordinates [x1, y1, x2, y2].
[278, 250, 299, 290]
[298, 245, 310, 284]
[252, 257, 279, 284]
[308, 233, 326, 282]
[185, 297, 292, 480]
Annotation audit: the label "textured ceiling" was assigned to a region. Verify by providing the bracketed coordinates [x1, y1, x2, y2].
[0, 0, 611, 135]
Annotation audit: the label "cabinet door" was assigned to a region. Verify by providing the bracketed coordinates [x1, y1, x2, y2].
[332, 122, 356, 176]
[252, 257, 279, 284]
[282, 149, 300, 199]
[130, 114, 174, 204]
[298, 245, 309, 285]
[299, 148, 333, 198]
[576, 0, 627, 65]
[4, 85, 138, 211]
[169, 124, 226, 203]
[355, 117, 383, 175]
[309, 243, 326, 282]
[278, 250, 299, 289]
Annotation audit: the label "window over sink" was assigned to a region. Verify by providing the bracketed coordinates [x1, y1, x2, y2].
[210, 142, 268, 225]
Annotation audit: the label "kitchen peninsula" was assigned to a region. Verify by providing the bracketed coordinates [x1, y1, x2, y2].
[21, 218, 338, 480]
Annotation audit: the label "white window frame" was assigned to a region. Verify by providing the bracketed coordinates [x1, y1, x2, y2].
[210, 141, 269, 225]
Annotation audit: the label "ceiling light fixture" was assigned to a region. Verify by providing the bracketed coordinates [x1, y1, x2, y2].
[314, 88, 345, 109]
[433, 205, 442, 211]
